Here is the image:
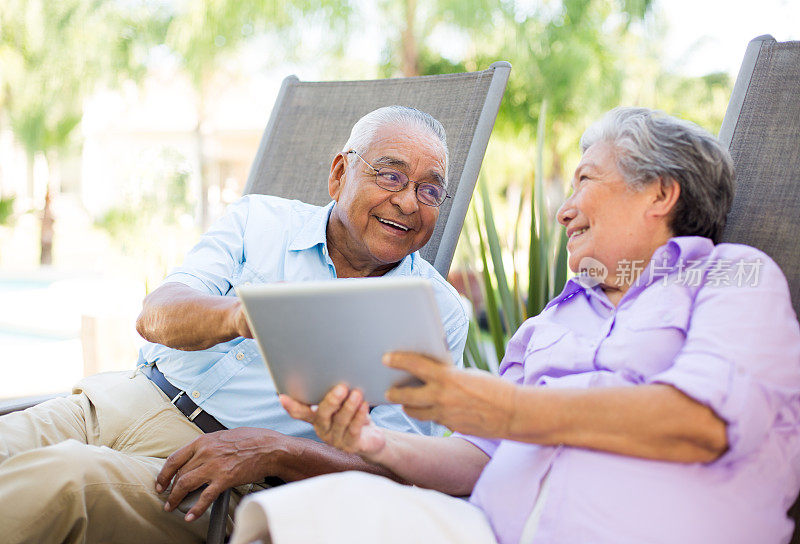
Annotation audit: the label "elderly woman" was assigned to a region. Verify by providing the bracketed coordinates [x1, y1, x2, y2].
[231, 108, 800, 544]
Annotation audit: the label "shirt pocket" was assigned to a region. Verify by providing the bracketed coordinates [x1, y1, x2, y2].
[521, 324, 574, 385]
[615, 305, 691, 379]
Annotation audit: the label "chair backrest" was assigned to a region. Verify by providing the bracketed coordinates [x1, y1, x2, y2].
[717, 35, 800, 542]
[719, 35, 800, 319]
[242, 63, 511, 277]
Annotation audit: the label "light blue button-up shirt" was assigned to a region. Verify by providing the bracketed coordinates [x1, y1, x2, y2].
[138, 195, 468, 440]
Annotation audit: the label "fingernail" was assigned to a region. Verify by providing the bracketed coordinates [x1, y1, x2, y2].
[164, 503, 171, 512]
[155, 484, 163, 493]
[185, 513, 195, 522]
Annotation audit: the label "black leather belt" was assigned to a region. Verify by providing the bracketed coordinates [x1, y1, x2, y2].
[142, 364, 227, 434]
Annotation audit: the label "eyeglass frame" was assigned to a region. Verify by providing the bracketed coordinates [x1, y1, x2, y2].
[346, 149, 450, 207]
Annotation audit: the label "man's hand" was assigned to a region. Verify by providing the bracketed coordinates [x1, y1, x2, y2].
[384, 351, 518, 438]
[280, 387, 386, 459]
[156, 427, 292, 522]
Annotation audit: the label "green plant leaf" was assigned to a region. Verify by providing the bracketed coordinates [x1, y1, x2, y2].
[479, 177, 519, 333]
[473, 204, 506, 363]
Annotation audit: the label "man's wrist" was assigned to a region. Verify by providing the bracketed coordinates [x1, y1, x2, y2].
[225, 299, 246, 339]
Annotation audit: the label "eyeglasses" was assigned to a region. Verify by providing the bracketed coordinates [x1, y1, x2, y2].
[347, 150, 450, 207]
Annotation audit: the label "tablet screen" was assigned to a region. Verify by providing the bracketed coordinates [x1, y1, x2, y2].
[237, 277, 451, 405]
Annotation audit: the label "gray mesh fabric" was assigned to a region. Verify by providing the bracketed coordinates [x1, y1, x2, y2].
[243, 69, 499, 269]
[718, 36, 800, 542]
[721, 38, 800, 320]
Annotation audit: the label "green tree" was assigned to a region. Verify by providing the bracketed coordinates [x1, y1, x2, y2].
[0, 0, 169, 264]
[376, 0, 498, 77]
[162, 0, 351, 228]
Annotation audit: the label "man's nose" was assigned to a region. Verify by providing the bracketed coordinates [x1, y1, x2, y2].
[390, 183, 420, 214]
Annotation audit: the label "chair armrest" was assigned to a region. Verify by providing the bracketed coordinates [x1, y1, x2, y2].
[0, 393, 68, 416]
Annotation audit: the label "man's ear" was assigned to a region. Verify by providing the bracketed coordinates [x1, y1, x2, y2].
[647, 177, 681, 220]
[328, 153, 347, 201]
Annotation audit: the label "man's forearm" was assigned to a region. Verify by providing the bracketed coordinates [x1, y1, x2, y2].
[273, 435, 402, 483]
[136, 282, 242, 350]
[506, 384, 728, 463]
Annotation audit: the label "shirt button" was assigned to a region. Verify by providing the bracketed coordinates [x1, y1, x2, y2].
[236, 351, 245, 360]
[192, 391, 200, 399]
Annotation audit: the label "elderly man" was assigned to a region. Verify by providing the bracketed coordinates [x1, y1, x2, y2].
[242, 107, 800, 544]
[0, 106, 468, 544]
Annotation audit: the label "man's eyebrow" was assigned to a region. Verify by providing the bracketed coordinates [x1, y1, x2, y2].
[373, 156, 409, 169]
[373, 156, 445, 186]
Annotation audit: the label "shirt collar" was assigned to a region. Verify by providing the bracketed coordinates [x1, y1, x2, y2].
[288, 201, 335, 251]
[545, 277, 589, 310]
[384, 251, 416, 277]
[661, 235, 715, 263]
[287, 200, 417, 275]
[630, 235, 715, 291]
[545, 235, 715, 310]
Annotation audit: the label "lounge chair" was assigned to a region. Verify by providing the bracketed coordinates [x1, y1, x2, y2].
[718, 34, 800, 543]
[0, 62, 513, 543]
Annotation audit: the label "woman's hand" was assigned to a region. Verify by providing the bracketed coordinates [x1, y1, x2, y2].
[384, 352, 519, 438]
[280, 385, 386, 459]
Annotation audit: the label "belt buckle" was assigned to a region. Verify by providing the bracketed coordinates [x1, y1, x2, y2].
[171, 390, 203, 422]
[187, 407, 203, 421]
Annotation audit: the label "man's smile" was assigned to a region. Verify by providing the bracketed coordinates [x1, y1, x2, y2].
[376, 216, 412, 232]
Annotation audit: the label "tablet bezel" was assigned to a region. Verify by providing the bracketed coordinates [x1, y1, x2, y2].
[237, 277, 451, 405]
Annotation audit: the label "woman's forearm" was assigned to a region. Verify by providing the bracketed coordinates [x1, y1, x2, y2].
[136, 282, 246, 350]
[507, 384, 728, 463]
[367, 433, 489, 496]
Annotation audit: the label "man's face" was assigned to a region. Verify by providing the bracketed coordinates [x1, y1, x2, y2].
[327, 123, 446, 274]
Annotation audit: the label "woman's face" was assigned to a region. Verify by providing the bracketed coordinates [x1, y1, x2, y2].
[556, 141, 671, 287]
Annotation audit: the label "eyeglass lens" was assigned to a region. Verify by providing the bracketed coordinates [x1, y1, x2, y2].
[375, 169, 446, 206]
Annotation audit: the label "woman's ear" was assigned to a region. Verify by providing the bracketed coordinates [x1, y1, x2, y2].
[647, 177, 681, 220]
[328, 153, 347, 201]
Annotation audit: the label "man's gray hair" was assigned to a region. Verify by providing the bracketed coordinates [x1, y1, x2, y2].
[580, 107, 735, 243]
[342, 105, 450, 186]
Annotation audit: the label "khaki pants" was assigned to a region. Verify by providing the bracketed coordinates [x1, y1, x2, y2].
[0, 370, 229, 544]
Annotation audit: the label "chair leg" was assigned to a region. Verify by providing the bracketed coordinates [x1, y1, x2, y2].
[207, 488, 232, 544]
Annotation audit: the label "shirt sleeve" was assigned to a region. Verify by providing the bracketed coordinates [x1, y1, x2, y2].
[164, 196, 251, 295]
[647, 248, 800, 464]
[370, 405, 448, 437]
[446, 303, 469, 370]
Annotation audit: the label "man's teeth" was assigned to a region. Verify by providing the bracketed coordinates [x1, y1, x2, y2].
[377, 217, 410, 231]
[572, 227, 588, 238]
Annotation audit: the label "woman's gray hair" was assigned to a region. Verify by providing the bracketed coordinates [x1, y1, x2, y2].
[342, 106, 450, 186]
[580, 107, 735, 243]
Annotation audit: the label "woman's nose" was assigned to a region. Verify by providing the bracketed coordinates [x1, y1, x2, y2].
[556, 196, 575, 226]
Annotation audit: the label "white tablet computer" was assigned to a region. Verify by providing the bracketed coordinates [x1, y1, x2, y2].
[236, 277, 451, 405]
